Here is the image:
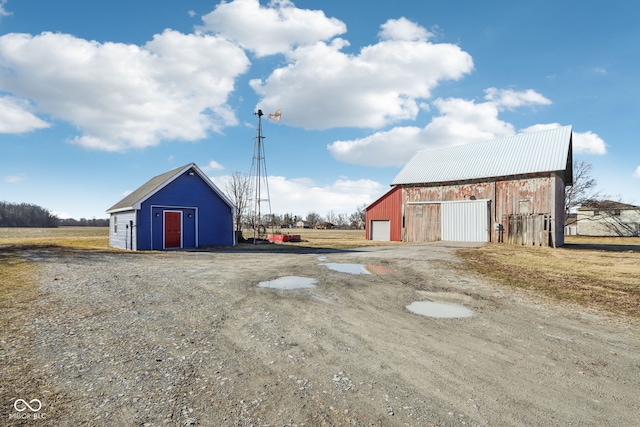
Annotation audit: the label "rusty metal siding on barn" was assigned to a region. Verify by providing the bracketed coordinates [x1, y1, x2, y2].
[365, 186, 402, 241]
[553, 173, 566, 246]
[400, 173, 562, 244]
[404, 202, 441, 242]
[494, 175, 557, 244]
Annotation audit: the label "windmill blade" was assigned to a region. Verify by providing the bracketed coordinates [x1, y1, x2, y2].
[268, 109, 282, 121]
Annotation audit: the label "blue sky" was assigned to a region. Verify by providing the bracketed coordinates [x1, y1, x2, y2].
[0, 0, 638, 219]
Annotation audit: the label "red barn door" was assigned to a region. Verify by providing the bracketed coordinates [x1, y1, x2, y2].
[164, 211, 182, 248]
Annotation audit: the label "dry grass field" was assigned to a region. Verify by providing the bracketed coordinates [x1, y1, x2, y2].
[458, 235, 640, 319]
[1, 227, 638, 319]
[0, 226, 111, 250]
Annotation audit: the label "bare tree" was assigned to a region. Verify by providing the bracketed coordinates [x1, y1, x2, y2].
[224, 172, 251, 233]
[325, 210, 338, 226]
[565, 161, 602, 215]
[336, 213, 349, 229]
[349, 204, 367, 229]
[305, 211, 322, 228]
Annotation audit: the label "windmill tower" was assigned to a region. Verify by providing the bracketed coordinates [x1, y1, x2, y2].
[249, 109, 280, 243]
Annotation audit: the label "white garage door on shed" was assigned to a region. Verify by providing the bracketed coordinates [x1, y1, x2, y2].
[370, 220, 391, 241]
[441, 200, 490, 242]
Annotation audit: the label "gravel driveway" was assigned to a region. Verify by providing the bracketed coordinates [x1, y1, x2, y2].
[3, 243, 639, 426]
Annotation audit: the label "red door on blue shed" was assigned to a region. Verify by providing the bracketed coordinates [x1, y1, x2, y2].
[164, 211, 182, 248]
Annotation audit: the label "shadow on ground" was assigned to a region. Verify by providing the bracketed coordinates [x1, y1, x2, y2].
[563, 243, 640, 253]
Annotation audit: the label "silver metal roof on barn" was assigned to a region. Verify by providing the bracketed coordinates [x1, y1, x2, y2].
[392, 125, 573, 185]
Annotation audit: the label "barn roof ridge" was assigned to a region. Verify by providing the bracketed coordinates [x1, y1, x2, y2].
[392, 125, 573, 185]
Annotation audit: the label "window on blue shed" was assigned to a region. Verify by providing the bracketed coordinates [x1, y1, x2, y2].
[113, 216, 118, 234]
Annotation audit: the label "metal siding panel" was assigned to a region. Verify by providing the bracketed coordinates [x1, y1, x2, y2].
[442, 201, 489, 242]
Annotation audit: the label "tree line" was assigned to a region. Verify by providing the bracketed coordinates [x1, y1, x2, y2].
[0, 201, 109, 227]
[245, 206, 367, 231]
[0, 201, 59, 227]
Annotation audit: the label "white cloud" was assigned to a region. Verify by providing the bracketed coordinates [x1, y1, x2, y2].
[0, 0, 10, 17]
[378, 17, 432, 42]
[0, 96, 50, 133]
[212, 174, 383, 216]
[251, 19, 473, 130]
[5, 174, 24, 183]
[199, 0, 346, 57]
[633, 166, 640, 178]
[328, 89, 552, 167]
[521, 123, 607, 155]
[518, 123, 560, 134]
[573, 130, 607, 155]
[0, 30, 250, 151]
[51, 210, 71, 219]
[484, 87, 551, 110]
[203, 160, 225, 171]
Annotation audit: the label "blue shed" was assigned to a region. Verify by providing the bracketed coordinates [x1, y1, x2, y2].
[106, 163, 235, 250]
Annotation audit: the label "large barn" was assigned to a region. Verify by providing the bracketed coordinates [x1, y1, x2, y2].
[106, 163, 235, 250]
[366, 126, 573, 247]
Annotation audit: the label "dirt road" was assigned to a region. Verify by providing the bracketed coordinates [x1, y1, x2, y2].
[3, 243, 639, 426]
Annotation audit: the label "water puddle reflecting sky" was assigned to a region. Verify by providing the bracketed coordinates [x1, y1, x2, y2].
[406, 301, 473, 319]
[315, 255, 394, 275]
[258, 276, 318, 290]
[322, 263, 371, 275]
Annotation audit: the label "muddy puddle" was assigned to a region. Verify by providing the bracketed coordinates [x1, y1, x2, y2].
[258, 276, 318, 290]
[317, 259, 394, 275]
[322, 263, 371, 275]
[364, 264, 394, 275]
[406, 301, 473, 318]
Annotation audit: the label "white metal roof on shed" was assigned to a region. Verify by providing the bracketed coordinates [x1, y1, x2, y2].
[392, 125, 573, 185]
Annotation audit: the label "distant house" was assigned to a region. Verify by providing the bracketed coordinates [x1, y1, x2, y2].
[296, 220, 309, 228]
[564, 213, 578, 236]
[366, 126, 573, 247]
[106, 163, 235, 250]
[577, 200, 640, 237]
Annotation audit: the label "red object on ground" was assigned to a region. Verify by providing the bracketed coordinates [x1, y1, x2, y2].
[267, 234, 301, 243]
